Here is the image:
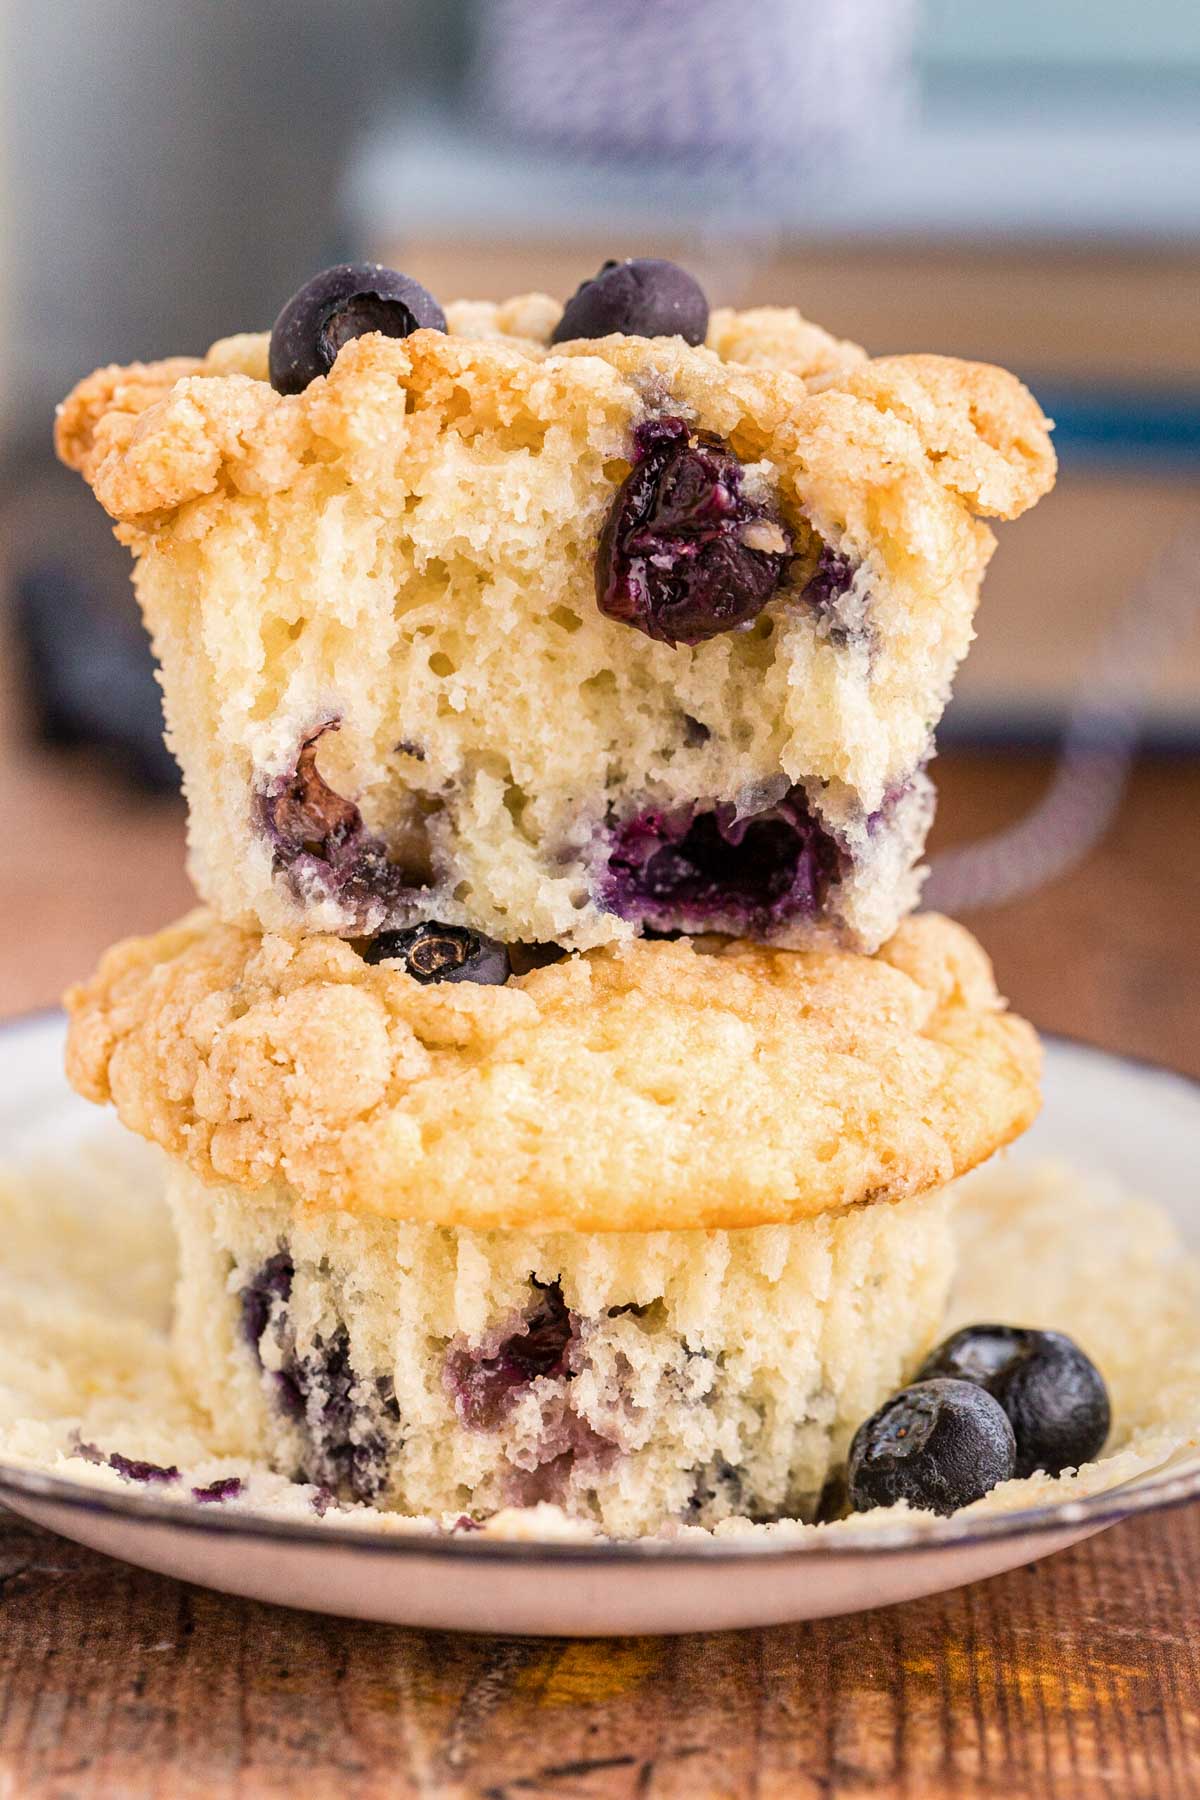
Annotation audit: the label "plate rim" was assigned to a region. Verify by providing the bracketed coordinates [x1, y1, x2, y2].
[2, 1010, 1198, 1566]
[1, 1452, 1198, 1566]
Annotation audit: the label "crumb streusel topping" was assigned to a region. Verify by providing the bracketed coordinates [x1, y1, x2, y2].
[65, 913, 1040, 1232]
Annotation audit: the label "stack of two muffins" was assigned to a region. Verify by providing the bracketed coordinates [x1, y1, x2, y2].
[57, 261, 1054, 1533]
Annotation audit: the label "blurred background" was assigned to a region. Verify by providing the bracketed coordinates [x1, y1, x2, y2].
[1, 0, 1197, 1066]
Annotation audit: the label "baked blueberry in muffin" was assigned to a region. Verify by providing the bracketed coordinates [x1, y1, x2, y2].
[56, 263, 1055, 953]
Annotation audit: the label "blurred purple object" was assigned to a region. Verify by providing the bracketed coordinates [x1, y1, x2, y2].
[472, 0, 916, 180]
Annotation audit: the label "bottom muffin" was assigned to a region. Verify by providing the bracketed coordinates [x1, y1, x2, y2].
[169, 1167, 955, 1533]
[64, 909, 1040, 1534]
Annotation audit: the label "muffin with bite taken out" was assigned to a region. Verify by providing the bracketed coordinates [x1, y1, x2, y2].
[56, 259, 1055, 958]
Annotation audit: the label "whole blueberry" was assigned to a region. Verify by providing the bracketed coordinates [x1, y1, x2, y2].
[917, 1324, 1034, 1391]
[362, 922, 512, 986]
[269, 263, 447, 394]
[597, 416, 792, 646]
[847, 1379, 1017, 1517]
[552, 258, 709, 346]
[918, 1325, 1110, 1479]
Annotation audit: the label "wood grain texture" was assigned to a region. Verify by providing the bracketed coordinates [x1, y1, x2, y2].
[0, 1507, 1198, 1798]
[933, 754, 1200, 1082]
[0, 739, 1198, 1796]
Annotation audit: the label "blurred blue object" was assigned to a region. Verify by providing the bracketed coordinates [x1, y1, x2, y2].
[1041, 390, 1200, 466]
[13, 563, 178, 792]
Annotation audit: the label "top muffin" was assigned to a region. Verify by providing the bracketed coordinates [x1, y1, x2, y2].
[57, 261, 1055, 953]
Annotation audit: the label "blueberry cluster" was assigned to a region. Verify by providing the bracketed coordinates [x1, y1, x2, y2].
[845, 1326, 1111, 1518]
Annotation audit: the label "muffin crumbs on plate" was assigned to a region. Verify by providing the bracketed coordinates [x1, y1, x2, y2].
[0, 1133, 1195, 1543]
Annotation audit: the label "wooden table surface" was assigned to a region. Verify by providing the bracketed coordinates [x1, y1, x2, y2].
[1, 731, 1199, 1798]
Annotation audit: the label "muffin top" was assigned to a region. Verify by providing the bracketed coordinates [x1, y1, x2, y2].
[56, 297, 1053, 545]
[65, 913, 1040, 1232]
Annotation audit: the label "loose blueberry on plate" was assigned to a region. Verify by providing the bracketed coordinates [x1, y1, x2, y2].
[269, 263, 447, 394]
[815, 1466, 850, 1524]
[596, 415, 792, 646]
[551, 258, 709, 345]
[107, 1452, 181, 1485]
[847, 1378, 1017, 1516]
[192, 1477, 244, 1504]
[362, 922, 512, 986]
[918, 1324, 1111, 1479]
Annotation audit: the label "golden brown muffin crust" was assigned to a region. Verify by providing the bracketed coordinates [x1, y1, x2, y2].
[65, 914, 1040, 1232]
[55, 297, 1055, 543]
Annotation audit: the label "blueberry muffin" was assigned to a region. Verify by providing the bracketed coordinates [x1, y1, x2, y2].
[65, 913, 1040, 1531]
[56, 261, 1055, 953]
[166, 1167, 956, 1531]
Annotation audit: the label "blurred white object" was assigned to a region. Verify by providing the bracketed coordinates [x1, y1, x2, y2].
[356, 95, 1200, 245]
[472, 0, 916, 185]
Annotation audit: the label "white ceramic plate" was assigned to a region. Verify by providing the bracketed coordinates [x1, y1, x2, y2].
[1, 1013, 1198, 1636]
